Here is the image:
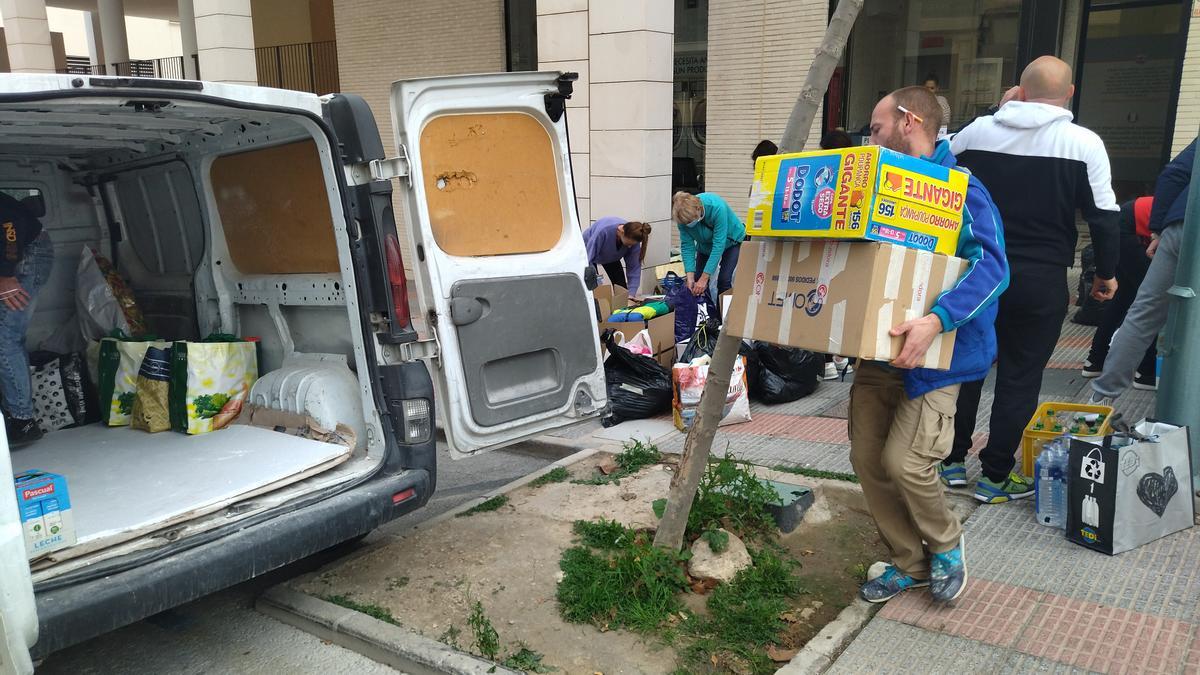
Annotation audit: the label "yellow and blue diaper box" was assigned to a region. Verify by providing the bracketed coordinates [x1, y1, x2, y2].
[746, 146, 968, 256]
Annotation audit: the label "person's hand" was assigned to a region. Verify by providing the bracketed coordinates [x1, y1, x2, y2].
[1091, 276, 1117, 302]
[999, 85, 1021, 107]
[0, 276, 30, 311]
[629, 294, 642, 303]
[691, 272, 710, 296]
[890, 314, 943, 369]
[1147, 233, 1161, 258]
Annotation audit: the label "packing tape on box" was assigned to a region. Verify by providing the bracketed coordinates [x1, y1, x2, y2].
[829, 299, 846, 353]
[877, 302, 894, 358]
[742, 240, 775, 340]
[775, 241, 796, 346]
[906, 250, 934, 323]
[884, 244, 905, 300]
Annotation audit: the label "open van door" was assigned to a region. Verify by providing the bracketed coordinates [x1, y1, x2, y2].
[0, 421, 37, 675]
[389, 72, 608, 457]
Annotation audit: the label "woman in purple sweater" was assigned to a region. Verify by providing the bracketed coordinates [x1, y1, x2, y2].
[582, 217, 652, 300]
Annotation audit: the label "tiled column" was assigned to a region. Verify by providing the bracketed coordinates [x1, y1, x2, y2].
[588, 0, 673, 286]
[0, 0, 56, 73]
[193, 0, 256, 85]
[536, 0, 591, 226]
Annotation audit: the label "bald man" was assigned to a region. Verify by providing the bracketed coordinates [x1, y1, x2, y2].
[942, 56, 1121, 504]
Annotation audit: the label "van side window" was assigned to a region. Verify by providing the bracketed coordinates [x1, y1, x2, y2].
[0, 187, 45, 218]
[418, 112, 563, 257]
[210, 140, 339, 274]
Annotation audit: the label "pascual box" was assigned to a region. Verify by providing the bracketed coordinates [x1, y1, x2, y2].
[746, 147, 968, 256]
[725, 240, 967, 370]
[14, 470, 75, 559]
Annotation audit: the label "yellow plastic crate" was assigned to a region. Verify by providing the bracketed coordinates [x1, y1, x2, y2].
[1020, 401, 1113, 476]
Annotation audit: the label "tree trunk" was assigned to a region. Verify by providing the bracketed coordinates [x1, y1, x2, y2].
[653, 0, 865, 552]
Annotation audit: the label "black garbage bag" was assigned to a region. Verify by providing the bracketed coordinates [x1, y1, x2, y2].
[679, 318, 721, 364]
[749, 342, 823, 404]
[601, 331, 673, 427]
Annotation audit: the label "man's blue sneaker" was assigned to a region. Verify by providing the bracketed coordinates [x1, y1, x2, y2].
[974, 472, 1034, 503]
[938, 461, 967, 487]
[930, 538, 967, 603]
[858, 565, 929, 604]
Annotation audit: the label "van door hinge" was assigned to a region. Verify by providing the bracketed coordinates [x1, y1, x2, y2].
[346, 145, 412, 187]
[397, 338, 437, 362]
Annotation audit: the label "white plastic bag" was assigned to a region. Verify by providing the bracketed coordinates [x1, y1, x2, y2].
[621, 329, 655, 357]
[76, 246, 131, 341]
[672, 355, 751, 431]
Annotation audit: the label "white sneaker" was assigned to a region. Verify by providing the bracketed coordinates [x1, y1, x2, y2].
[833, 356, 852, 377]
[822, 362, 838, 380]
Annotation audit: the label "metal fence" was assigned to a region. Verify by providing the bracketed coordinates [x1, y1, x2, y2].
[255, 41, 339, 95]
[63, 56, 188, 80]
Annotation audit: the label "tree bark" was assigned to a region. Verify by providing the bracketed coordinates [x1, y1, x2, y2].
[653, 0, 865, 552]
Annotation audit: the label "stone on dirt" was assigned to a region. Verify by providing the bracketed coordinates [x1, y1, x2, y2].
[687, 529, 751, 583]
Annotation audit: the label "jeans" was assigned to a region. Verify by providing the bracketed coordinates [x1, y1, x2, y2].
[0, 232, 54, 420]
[693, 243, 742, 322]
[1092, 224, 1183, 399]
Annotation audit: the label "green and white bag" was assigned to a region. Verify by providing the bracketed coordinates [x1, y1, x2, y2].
[97, 335, 170, 426]
[169, 336, 258, 434]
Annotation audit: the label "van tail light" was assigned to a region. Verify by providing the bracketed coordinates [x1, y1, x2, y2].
[384, 234, 412, 331]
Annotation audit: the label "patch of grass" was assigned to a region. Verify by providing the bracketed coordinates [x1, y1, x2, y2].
[468, 600, 501, 661]
[848, 562, 869, 583]
[503, 646, 555, 673]
[556, 520, 690, 633]
[689, 455, 782, 540]
[772, 464, 860, 484]
[438, 625, 462, 650]
[572, 519, 630, 550]
[681, 548, 804, 675]
[457, 495, 510, 517]
[386, 575, 410, 590]
[701, 528, 730, 554]
[321, 594, 399, 626]
[572, 440, 662, 485]
[529, 466, 570, 487]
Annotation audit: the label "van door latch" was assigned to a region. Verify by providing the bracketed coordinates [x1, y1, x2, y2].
[367, 145, 412, 187]
[396, 338, 438, 362]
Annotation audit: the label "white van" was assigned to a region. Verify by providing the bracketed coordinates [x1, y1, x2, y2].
[0, 70, 607, 670]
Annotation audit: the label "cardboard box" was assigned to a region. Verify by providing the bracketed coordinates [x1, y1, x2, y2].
[599, 311, 676, 358]
[746, 146, 967, 256]
[593, 284, 629, 320]
[725, 240, 968, 370]
[14, 470, 75, 559]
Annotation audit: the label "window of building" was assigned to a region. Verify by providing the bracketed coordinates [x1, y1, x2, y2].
[506, 0, 538, 72]
[1074, 1, 1188, 200]
[673, 0, 708, 193]
[839, 0, 1020, 137]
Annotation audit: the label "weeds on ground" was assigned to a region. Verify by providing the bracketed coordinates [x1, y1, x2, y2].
[321, 594, 399, 626]
[529, 466, 570, 487]
[572, 440, 662, 485]
[681, 548, 804, 675]
[439, 625, 462, 650]
[848, 562, 869, 583]
[772, 464, 860, 484]
[503, 645, 555, 673]
[557, 520, 690, 633]
[468, 600, 501, 661]
[652, 454, 781, 542]
[456, 495, 510, 517]
[701, 528, 730, 554]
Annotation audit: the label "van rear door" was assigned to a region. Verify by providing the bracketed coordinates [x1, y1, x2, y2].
[0, 424, 37, 674]
[389, 72, 607, 458]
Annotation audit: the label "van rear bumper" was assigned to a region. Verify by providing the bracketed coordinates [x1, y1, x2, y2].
[31, 468, 431, 659]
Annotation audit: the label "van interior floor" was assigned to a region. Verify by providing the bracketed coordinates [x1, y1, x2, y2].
[12, 425, 352, 562]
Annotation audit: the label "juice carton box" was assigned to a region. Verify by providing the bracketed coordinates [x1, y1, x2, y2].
[14, 470, 75, 559]
[746, 146, 968, 256]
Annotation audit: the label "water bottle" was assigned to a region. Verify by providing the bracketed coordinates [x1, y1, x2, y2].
[1035, 438, 1068, 529]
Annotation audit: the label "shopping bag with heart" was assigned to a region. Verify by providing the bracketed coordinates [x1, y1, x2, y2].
[1067, 419, 1193, 555]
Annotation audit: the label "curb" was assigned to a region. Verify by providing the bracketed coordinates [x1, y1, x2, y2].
[257, 586, 520, 675]
[775, 599, 878, 674]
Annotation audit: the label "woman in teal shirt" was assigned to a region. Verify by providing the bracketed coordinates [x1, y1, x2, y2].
[672, 191, 746, 319]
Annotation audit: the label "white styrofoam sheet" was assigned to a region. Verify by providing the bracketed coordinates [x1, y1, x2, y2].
[11, 424, 349, 550]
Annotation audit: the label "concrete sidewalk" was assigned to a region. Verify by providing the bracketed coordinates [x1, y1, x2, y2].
[584, 276, 1198, 672]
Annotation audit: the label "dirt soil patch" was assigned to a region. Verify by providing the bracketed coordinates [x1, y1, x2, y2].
[291, 456, 886, 674]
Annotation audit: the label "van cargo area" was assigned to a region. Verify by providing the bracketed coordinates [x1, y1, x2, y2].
[2, 88, 390, 583]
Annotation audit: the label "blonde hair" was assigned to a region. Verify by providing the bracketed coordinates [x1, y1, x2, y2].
[622, 221, 653, 262]
[672, 191, 703, 224]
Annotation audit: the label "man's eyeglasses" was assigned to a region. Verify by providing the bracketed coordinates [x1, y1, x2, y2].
[897, 105, 924, 124]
